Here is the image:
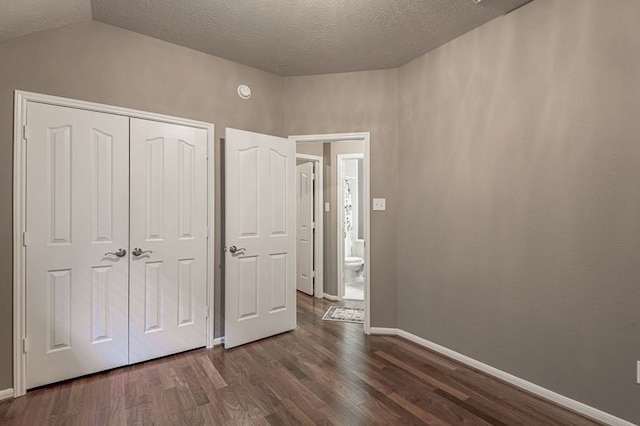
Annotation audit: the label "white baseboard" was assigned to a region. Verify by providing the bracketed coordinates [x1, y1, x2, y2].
[370, 327, 398, 335]
[213, 337, 224, 346]
[0, 388, 13, 401]
[370, 328, 634, 426]
[323, 293, 339, 301]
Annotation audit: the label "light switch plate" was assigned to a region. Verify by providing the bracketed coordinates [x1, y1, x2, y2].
[325, 202, 330, 212]
[373, 198, 386, 211]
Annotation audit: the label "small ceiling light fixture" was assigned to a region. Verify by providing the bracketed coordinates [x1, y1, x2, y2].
[472, 0, 482, 3]
[237, 84, 251, 100]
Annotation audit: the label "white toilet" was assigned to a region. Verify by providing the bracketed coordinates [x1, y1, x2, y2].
[344, 239, 365, 284]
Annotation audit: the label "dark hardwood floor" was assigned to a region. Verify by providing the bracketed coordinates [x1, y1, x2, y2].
[1, 293, 601, 425]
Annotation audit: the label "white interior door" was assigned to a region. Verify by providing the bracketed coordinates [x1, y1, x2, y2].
[225, 128, 296, 349]
[26, 103, 130, 388]
[129, 119, 208, 364]
[296, 162, 314, 295]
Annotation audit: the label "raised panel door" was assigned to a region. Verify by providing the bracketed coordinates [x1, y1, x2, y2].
[26, 102, 130, 388]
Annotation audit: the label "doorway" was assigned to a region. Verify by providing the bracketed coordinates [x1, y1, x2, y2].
[338, 153, 365, 301]
[290, 133, 371, 334]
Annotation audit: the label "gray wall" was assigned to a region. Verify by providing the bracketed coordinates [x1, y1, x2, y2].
[397, 0, 640, 422]
[296, 142, 323, 157]
[285, 70, 399, 327]
[0, 20, 284, 390]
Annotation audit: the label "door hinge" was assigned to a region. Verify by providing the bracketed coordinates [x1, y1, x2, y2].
[312, 271, 316, 278]
[205, 227, 210, 239]
[22, 338, 28, 354]
[22, 125, 29, 141]
[312, 173, 316, 180]
[22, 232, 28, 247]
[312, 222, 315, 229]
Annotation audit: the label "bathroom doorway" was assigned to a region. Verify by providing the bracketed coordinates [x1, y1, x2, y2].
[338, 154, 365, 301]
[291, 132, 371, 334]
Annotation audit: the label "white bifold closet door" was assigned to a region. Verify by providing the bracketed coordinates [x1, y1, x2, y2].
[129, 119, 208, 364]
[25, 103, 209, 388]
[26, 103, 131, 389]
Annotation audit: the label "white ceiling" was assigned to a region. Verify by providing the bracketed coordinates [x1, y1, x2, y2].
[1, 0, 532, 76]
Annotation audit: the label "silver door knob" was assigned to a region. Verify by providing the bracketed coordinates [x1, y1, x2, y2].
[132, 248, 153, 257]
[229, 245, 246, 254]
[105, 248, 127, 257]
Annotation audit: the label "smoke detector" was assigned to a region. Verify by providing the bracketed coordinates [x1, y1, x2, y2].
[237, 84, 251, 100]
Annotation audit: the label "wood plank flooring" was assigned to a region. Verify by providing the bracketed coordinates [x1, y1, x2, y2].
[0, 293, 601, 425]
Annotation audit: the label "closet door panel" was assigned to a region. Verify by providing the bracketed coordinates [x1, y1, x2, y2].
[129, 119, 208, 364]
[26, 103, 130, 389]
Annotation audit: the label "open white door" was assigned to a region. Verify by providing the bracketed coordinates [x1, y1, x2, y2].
[225, 128, 296, 349]
[296, 162, 314, 295]
[129, 119, 208, 363]
[25, 103, 130, 388]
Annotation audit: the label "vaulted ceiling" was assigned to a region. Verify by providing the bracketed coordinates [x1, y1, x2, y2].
[1, 0, 532, 76]
[0, 0, 91, 43]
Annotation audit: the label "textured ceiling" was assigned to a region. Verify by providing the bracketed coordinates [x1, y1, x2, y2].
[0, 0, 91, 42]
[91, 0, 532, 76]
[1, 0, 532, 76]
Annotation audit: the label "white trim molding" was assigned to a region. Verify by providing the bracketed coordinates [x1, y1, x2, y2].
[289, 132, 371, 335]
[13, 90, 216, 397]
[0, 388, 14, 401]
[369, 327, 398, 335]
[369, 328, 635, 426]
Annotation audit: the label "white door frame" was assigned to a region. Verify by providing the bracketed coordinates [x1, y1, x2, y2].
[337, 153, 365, 302]
[295, 153, 324, 298]
[289, 133, 371, 335]
[12, 91, 216, 397]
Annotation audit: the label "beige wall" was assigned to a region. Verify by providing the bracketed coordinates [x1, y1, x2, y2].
[0, 20, 284, 389]
[397, 0, 640, 422]
[285, 70, 399, 327]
